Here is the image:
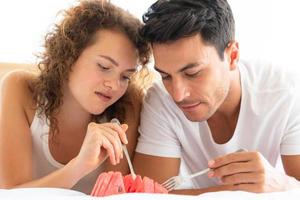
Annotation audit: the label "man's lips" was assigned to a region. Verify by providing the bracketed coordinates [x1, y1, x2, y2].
[178, 102, 201, 110]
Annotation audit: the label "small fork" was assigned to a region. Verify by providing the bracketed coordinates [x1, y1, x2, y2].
[161, 168, 210, 192]
[162, 148, 247, 191]
[111, 118, 137, 179]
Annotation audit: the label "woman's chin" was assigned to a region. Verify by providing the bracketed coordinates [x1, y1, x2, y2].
[88, 107, 107, 116]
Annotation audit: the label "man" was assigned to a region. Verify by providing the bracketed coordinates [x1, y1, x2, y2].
[133, 0, 300, 195]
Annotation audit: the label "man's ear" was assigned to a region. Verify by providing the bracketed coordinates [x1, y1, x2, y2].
[225, 41, 240, 70]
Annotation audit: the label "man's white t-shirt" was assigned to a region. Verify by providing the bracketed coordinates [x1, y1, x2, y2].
[136, 59, 300, 189]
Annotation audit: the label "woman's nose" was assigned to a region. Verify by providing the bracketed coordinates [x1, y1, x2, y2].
[103, 76, 121, 90]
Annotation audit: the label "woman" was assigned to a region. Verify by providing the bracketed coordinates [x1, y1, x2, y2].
[0, 0, 150, 194]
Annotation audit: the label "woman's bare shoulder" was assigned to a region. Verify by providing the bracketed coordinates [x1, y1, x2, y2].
[1, 70, 37, 96]
[0, 70, 38, 122]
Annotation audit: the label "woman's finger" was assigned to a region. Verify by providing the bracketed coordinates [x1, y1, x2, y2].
[100, 136, 117, 165]
[102, 131, 123, 163]
[105, 123, 128, 144]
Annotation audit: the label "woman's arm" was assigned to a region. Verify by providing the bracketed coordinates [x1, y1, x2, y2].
[0, 71, 36, 188]
[0, 71, 125, 189]
[0, 72, 86, 189]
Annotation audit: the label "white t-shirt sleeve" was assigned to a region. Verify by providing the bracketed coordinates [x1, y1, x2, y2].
[135, 84, 181, 158]
[280, 88, 300, 155]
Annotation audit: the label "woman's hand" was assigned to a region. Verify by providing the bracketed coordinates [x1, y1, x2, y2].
[73, 122, 128, 176]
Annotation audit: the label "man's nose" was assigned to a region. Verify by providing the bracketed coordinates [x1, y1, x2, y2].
[171, 79, 190, 103]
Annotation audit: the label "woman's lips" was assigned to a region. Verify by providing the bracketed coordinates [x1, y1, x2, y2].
[95, 91, 112, 102]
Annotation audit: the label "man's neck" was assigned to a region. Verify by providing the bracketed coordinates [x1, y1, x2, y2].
[214, 68, 241, 121]
[207, 69, 241, 144]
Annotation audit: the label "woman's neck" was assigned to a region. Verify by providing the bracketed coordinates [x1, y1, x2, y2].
[56, 84, 92, 130]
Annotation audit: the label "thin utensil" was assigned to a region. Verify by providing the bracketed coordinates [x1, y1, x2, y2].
[111, 118, 136, 179]
[161, 167, 210, 192]
[161, 148, 247, 191]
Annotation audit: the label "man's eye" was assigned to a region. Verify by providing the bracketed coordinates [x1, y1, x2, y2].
[159, 72, 170, 80]
[185, 70, 201, 77]
[160, 74, 169, 80]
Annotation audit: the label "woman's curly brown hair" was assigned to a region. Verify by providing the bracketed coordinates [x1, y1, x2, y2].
[32, 0, 151, 139]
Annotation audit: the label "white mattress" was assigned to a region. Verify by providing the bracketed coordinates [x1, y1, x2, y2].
[1, 188, 300, 200]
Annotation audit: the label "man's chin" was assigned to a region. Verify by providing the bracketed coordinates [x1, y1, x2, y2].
[183, 112, 207, 122]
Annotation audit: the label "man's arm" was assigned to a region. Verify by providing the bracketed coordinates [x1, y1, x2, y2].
[206, 151, 300, 193]
[282, 155, 300, 181]
[133, 152, 236, 195]
[134, 147, 218, 195]
[133, 152, 180, 184]
[135, 151, 300, 195]
[174, 152, 300, 195]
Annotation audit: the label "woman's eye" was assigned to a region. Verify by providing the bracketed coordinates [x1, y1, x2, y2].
[122, 73, 134, 81]
[97, 63, 110, 70]
[122, 76, 131, 81]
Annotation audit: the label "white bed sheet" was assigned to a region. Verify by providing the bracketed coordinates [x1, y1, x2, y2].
[1, 188, 300, 200]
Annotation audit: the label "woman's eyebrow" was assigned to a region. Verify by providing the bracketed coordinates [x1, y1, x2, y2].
[98, 55, 119, 66]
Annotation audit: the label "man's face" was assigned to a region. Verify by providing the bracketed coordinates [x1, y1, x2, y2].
[153, 35, 233, 122]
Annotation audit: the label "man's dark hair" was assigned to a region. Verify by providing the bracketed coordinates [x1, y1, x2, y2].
[140, 0, 235, 59]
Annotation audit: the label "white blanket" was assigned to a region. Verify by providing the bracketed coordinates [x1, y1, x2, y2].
[1, 188, 300, 200]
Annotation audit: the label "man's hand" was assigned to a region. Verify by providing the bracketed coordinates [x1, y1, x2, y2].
[208, 151, 300, 192]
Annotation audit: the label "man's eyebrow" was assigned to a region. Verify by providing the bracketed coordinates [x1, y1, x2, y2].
[99, 55, 119, 66]
[154, 66, 168, 74]
[178, 63, 201, 72]
[154, 62, 201, 74]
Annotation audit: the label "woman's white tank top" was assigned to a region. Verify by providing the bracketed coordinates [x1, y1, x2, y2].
[30, 111, 105, 194]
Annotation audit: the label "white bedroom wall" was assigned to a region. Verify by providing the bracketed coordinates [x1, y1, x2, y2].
[0, 0, 299, 72]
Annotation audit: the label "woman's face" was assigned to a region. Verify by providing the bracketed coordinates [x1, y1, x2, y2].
[67, 29, 138, 115]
